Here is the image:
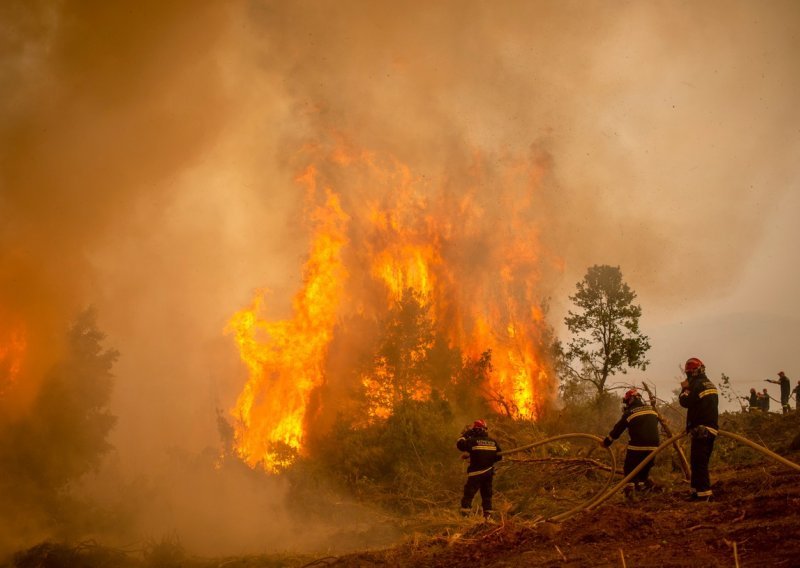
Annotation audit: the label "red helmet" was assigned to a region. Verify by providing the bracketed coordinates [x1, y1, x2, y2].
[623, 388, 640, 405]
[684, 357, 705, 375]
[472, 419, 487, 430]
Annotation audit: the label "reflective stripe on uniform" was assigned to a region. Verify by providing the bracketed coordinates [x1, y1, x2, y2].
[627, 445, 658, 451]
[696, 489, 713, 497]
[472, 446, 498, 451]
[627, 409, 658, 422]
[698, 389, 718, 398]
[467, 467, 493, 477]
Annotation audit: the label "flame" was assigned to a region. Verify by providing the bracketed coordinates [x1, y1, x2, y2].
[229, 141, 554, 471]
[227, 169, 349, 472]
[0, 324, 27, 396]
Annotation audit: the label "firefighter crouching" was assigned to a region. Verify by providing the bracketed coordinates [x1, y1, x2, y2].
[679, 357, 719, 501]
[457, 419, 502, 519]
[602, 388, 660, 499]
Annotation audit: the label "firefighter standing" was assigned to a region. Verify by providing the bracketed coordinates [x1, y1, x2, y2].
[742, 388, 759, 412]
[602, 388, 660, 499]
[766, 371, 791, 414]
[679, 357, 719, 501]
[760, 388, 771, 412]
[457, 419, 502, 520]
[793, 380, 800, 411]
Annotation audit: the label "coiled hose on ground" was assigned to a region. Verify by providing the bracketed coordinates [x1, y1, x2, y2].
[499, 429, 800, 523]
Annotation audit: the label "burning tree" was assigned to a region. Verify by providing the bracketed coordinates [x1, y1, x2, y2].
[227, 140, 558, 473]
[361, 288, 436, 420]
[560, 265, 650, 399]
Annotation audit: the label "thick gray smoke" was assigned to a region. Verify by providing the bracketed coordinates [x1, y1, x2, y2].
[1, 0, 798, 556]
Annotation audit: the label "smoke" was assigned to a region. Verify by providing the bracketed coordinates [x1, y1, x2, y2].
[247, 0, 800, 307]
[1, 0, 798, 557]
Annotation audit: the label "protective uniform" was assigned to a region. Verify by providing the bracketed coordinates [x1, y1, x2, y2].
[744, 389, 759, 411]
[457, 420, 502, 518]
[679, 358, 719, 501]
[603, 389, 660, 497]
[760, 389, 770, 412]
[793, 381, 800, 411]
[770, 372, 791, 414]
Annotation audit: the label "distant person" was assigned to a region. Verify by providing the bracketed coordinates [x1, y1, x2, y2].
[602, 388, 660, 499]
[792, 380, 800, 411]
[742, 388, 759, 412]
[457, 419, 502, 520]
[760, 388, 771, 412]
[679, 357, 719, 502]
[766, 372, 791, 414]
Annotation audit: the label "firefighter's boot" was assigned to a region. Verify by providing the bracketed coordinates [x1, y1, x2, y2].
[623, 483, 636, 501]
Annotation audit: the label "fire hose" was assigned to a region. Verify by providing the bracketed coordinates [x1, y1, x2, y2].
[497, 433, 617, 522]
[499, 429, 800, 523]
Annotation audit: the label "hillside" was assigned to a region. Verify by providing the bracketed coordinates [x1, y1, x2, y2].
[6, 410, 800, 568]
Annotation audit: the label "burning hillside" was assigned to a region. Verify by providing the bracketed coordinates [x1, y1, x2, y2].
[227, 139, 557, 472]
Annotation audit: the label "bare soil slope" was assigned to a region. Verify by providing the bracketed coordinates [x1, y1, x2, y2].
[317, 459, 799, 568]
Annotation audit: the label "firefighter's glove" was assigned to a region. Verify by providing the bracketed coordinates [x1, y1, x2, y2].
[602, 437, 613, 448]
[691, 425, 709, 439]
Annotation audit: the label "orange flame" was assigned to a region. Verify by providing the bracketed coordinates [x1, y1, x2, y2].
[227, 168, 349, 472]
[229, 141, 554, 471]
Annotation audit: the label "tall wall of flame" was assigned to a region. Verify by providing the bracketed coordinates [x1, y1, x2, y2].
[228, 140, 558, 471]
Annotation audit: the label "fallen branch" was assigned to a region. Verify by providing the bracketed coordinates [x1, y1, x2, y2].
[687, 524, 715, 532]
[505, 456, 621, 475]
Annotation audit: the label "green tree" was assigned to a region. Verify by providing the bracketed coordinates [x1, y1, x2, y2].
[0, 307, 118, 516]
[561, 265, 650, 398]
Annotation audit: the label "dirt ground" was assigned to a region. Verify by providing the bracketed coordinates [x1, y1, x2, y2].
[7, 413, 800, 568]
[305, 459, 800, 568]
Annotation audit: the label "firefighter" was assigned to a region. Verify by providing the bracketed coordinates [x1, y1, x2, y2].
[741, 388, 759, 412]
[457, 419, 502, 520]
[602, 388, 661, 499]
[766, 371, 791, 414]
[760, 388, 771, 412]
[679, 357, 719, 501]
[793, 380, 800, 411]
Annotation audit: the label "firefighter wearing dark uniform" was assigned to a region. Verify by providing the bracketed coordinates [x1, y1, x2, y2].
[760, 388, 770, 412]
[742, 388, 759, 412]
[767, 372, 791, 414]
[457, 419, 502, 519]
[602, 389, 660, 498]
[679, 357, 719, 501]
[793, 380, 800, 411]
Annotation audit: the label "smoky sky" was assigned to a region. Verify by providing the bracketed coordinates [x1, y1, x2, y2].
[1, 0, 799, 488]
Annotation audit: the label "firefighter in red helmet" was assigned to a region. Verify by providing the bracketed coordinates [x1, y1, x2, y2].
[679, 357, 719, 501]
[457, 419, 502, 520]
[602, 388, 660, 499]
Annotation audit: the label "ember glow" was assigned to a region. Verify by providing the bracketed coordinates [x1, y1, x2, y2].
[229, 142, 555, 472]
[0, 324, 27, 396]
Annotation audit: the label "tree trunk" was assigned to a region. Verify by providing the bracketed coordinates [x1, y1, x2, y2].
[641, 382, 690, 481]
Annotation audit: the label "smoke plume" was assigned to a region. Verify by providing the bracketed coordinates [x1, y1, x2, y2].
[1, 0, 798, 556]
